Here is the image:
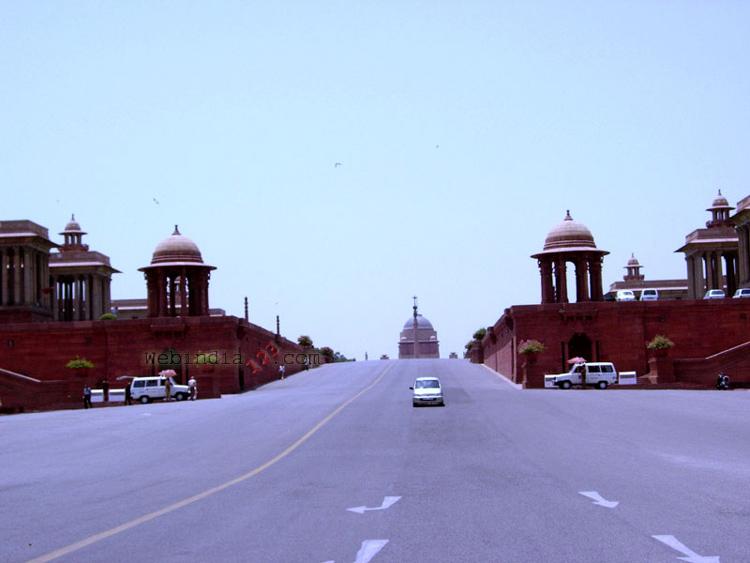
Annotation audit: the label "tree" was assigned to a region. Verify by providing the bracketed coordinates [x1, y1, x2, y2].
[298, 335, 313, 348]
[472, 328, 487, 341]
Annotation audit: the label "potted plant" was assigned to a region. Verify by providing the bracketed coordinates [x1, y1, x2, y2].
[647, 335, 674, 357]
[518, 339, 545, 357]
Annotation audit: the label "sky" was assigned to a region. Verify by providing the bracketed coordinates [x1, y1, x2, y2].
[2, 2, 749, 359]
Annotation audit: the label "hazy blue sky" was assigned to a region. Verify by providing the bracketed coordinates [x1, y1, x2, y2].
[2, 2, 749, 358]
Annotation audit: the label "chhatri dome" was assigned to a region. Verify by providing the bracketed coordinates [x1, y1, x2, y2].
[531, 210, 608, 304]
[139, 226, 215, 318]
[539, 210, 598, 253]
[149, 225, 208, 265]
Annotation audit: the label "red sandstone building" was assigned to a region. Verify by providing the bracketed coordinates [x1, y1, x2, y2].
[476, 193, 750, 388]
[398, 299, 440, 359]
[0, 218, 305, 411]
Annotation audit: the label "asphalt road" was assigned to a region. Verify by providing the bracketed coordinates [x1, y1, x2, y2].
[1, 359, 749, 563]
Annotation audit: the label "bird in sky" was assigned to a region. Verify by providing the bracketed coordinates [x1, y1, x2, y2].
[334, 162, 343, 168]
[153, 197, 160, 205]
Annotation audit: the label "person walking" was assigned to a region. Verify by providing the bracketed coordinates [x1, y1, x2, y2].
[188, 375, 197, 401]
[164, 376, 172, 402]
[101, 378, 110, 402]
[124, 382, 132, 405]
[82, 385, 92, 409]
[278, 363, 286, 380]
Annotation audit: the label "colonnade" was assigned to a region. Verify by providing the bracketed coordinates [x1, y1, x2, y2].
[0, 246, 49, 307]
[686, 250, 740, 299]
[538, 253, 605, 304]
[145, 268, 210, 317]
[51, 274, 111, 321]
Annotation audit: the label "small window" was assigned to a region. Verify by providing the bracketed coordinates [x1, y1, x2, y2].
[601, 365, 614, 373]
[587, 365, 601, 373]
[145, 379, 159, 387]
[133, 380, 145, 388]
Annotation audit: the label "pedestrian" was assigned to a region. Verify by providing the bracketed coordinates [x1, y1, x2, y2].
[164, 376, 172, 401]
[101, 378, 110, 402]
[124, 382, 132, 405]
[188, 375, 197, 401]
[83, 385, 92, 409]
[279, 363, 286, 380]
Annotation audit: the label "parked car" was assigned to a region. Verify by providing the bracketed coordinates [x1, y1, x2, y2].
[544, 362, 619, 390]
[733, 288, 750, 299]
[703, 289, 726, 300]
[615, 290, 636, 302]
[410, 376, 444, 407]
[129, 376, 190, 404]
[640, 289, 659, 301]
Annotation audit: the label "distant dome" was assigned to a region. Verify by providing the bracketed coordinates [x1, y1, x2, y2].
[542, 211, 597, 251]
[708, 189, 732, 210]
[150, 225, 205, 264]
[61, 214, 85, 234]
[403, 314, 434, 331]
[627, 253, 640, 267]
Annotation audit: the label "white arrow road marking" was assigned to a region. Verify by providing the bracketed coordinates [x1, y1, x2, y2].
[354, 539, 389, 563]
[347, 496, 401, 514]
[321, 539, 389, 563]
[578, 491, 619, 508]
[652, 535, 720, 562]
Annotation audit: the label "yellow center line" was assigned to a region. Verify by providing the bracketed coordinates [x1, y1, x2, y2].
[28, 363, 393, 563]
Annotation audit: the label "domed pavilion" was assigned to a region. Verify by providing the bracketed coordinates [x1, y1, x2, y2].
[138, 226, 215, 317]
[531, 211, 609, 303]
[398, 300, 440, 359]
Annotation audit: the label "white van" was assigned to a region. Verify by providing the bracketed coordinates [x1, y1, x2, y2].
[640, 289, 659, 301]
[130, 376, 190, 404]
[615, 290, 636, 302]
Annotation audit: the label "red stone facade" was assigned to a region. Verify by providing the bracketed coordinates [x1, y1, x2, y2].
[480, 299, 750, 388]
[0, 315, 308, 411]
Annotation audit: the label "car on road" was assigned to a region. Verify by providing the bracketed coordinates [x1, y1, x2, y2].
[410, 376, 444, 407]
[615, 290, 636, 302]
[733, 288, 750, 298]
[703, 289, 726, 300]
[130, 376, 190, 403]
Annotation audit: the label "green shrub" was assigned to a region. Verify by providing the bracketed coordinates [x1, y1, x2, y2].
[647, 335, 675, 350]
[518, 340, 545, 355]
[66, 356, 95, 369]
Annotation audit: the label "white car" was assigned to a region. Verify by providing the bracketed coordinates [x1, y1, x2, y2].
[703, 289, 726, 300]
[615, 290, 636, 302]
[640, 289, 659, 301]
[130, 376, 190, 404]
[410, 377, 444, 407]
[733, 288, 750, 299]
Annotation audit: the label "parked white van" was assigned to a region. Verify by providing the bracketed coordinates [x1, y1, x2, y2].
[130, 376, 190, 404]
[615, 290, 636, 302]
[640, 289, 659, 301]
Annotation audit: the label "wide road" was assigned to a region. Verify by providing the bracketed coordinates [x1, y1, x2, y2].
[1, 359, 749, 563]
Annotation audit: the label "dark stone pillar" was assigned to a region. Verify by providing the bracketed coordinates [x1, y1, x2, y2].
[554, 258, 568, 303]
[575, 258, 590, 302]
[590, 257, 603, 301]
[539, 259, 554, 304]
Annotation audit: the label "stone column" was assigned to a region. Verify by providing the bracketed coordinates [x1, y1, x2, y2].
[539, 259, 554, 304]
[103, 277, 111, 316]
[705, 252, 715, 290]
[725, 253, 737, 297]
[590, 258, 603, 301]
[50, 276, 58, 320]
[695, 253, 706, 298]
[0, 249, 6, 305]
[686, 255, 696, 300]
[575, 258, 590, 302]
[179, 268, 187, 316]
[12, 247, 21, 305]
[157, 274, 166, 317]
[554, 258, 568, 303]
[73, 276, 83, 321]
[715, 251, 725, 292]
